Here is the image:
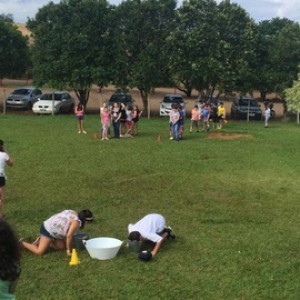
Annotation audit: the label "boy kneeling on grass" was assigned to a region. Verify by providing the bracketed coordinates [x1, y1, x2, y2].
[127, 213, 175, 261]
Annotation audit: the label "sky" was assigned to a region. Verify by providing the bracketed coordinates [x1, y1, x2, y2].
[0, 0, 300, 24]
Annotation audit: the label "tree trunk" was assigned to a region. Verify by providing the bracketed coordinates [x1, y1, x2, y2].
[75, 89, 90, 107]
[139, 88, 149, 112]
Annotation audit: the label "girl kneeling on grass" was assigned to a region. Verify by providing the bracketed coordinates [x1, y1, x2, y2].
[20, 209, 93, 256]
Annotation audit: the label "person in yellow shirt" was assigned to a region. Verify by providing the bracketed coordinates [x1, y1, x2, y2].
[217, 102, 226, 129]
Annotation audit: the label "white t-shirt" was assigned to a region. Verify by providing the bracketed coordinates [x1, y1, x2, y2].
[0, 152, 9, 177]
[128, 213, 166, 243]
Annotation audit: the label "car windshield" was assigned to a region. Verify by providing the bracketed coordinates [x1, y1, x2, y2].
[239, 99, 258, 107]
[163, 96, 183, 103]
[109, 94, 132, 103]
[12, 89, 31, 95]
[40, 93, 62, 101]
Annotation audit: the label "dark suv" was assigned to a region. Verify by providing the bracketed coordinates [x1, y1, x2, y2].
[231, 97, 262, 120]
[108, 93, 133, 109]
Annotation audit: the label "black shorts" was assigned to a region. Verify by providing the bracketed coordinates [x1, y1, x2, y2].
[0, 177, 5, 187]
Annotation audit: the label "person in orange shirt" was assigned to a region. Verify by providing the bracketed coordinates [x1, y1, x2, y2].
[189, 105, 200, 133]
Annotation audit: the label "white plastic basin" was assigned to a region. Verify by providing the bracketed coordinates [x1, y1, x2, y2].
[83, 237, 122, 260]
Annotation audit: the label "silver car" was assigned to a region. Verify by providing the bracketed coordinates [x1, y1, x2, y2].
[6, 87, 43, 109]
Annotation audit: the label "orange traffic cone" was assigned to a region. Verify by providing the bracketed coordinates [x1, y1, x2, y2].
[69, 249, 80, 266]
[157, 135, 161, 141]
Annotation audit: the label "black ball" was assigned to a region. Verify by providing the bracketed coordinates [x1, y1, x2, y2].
[138, 250, 152, 261]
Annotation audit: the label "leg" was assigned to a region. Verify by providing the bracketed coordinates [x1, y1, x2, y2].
[50, 239, 66, 250]
[21, 235, 52, 255]
[0, 186, 4, 216]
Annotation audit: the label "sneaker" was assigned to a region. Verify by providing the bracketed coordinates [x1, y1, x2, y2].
[169, 137, 174, 140]
[105, 137, 109, 140]
[82, 130, 87, 134]
[120, 134, 124, 138]
[101, 138, 104, 141]
[78, 131, 81, 134]
[165, 226, 176, 239]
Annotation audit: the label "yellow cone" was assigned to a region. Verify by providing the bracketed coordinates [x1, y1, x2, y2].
[69, 249, 80, 266]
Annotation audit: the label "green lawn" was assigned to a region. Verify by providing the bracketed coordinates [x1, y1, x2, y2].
[2, 114, 300, 299]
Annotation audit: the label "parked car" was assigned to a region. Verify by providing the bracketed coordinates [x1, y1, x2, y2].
[32, 92, 75, 114]
[108, 92, 134, 109]
[5, 87, 43, 109]
[160, 94, 185, 116]
[231, 97, 262, 120]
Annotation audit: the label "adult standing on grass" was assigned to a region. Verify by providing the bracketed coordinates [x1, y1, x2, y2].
[128, 213, 175, 259]
[74, 103, 87, 134]
[0, 140, 13, 218]
[0, 220, 21, 300]
[20, 209, 93, 256]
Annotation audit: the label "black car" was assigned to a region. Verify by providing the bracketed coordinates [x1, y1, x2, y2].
[231, 97, 262, 120]
[108, 93, 133, 109]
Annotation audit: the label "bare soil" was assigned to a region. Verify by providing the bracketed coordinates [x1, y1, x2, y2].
[207, 132, 254, 139]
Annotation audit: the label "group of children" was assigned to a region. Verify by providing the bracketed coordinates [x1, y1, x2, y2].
[189, 101, 227, 134]
[74, 102, 143, 140]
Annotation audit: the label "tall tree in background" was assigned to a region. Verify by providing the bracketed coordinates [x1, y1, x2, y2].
[0, 18, 29, 83]
[167, 0, 255, 98]
[113, 0, 177, 110]
[248, 18, 300, 101]
[27, 0, 113, 106]
[284, 73, 300, 123]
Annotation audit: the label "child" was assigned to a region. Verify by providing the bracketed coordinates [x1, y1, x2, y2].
[125, 106, 133, 137]
[131, 105, 143, 136]
[202, 104, 210, 131]
[0, 220, 21, 299]
[169, 104, 180, 141]
[217, 102, 226, 129]
[111, 102, 121, 138]
[74, 103, 87, 134]
[264, 104, 271, 128]
[190, 105, 200, 133]
[177, 106, 185, 140]
[0, 140, 13, 218]
[101, 106, 111, 140]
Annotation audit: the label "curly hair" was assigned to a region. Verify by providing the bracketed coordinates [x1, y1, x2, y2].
[0, 220, 21, 281]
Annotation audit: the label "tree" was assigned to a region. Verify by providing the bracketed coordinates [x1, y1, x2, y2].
[284, 73, 300, 123]
[0, 19, 29, 83]
[27, 0, 114, 106]
[167, 0, 255, 97]
[248, 18, 300, 101]
[113, 0, 177, 110]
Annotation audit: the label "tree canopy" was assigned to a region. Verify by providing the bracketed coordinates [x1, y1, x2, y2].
[0, 19, 29, 80]
[27, 0, 114, 106]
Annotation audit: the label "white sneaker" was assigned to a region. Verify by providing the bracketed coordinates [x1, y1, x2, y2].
[105, 137, 109, 140]
[169, 137, 174, 140]
[82, 130, 87, 134]
[101, 138, 104, 141]
[78, 131, 81, 134]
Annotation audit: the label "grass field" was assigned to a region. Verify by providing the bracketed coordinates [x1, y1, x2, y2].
[1, 114, 300, 300]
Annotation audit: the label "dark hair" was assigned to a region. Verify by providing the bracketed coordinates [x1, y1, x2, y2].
[77, 103, 83, 110]
[0, 220, 21, 281]
[0, 139, 4, 152]
[78, 209, 93, 228]
[128, 231, 141, 241]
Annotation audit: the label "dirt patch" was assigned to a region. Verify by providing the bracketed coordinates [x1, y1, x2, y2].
[207, 132, 254, 139]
